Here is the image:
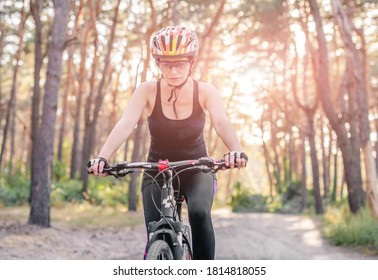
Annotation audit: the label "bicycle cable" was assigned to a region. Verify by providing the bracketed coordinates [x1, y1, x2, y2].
[148, 165, 198, 233]
[148, 169, 178, 233]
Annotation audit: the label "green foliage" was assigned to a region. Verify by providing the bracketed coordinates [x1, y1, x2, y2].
[86, 176, 129, 207]
[0, 168, 129, 208]
[323, 202, 378, 254]
[51, 176, 129, 207]
[51, 179, 83, 206]
[231, 179, 308, 214]
[231, 181, 268, 212]
[0, 171, 30, 206]
[53, 161, 69, 181]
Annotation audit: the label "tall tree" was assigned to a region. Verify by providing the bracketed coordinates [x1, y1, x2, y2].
[29, 0, 68, 227]
[331, 0, 378, 217]
[308, 0, 365, 213]
[57, 0, 84, 163]
[0, 0, 27, 169]
[128, 0, 158, 211]
[30, 0, 44, 202]
[70, 0, 98, 179]
[81, 0, 122, 194]
[291, 53, 324, 214]
[70, 0, 96, 178]
[0, 23, 3, 126]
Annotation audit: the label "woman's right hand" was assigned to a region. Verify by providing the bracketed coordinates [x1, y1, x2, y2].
[87, 157, 108, 176]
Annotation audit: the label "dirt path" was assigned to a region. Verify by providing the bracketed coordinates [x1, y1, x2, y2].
[0, 209, 376, 260]
[212, 209, 375, 260]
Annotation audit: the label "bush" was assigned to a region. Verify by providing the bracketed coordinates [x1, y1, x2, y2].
[87, 176, 128, 207]
[231, 180, 308, 214]
[231, 181, 268, 213]
[0, 172, 30, 206]
[51, 179, 84, 206]
[0, 168, 130, 208]
[51, 176, 129, 207]
[53, 161, 69, 181]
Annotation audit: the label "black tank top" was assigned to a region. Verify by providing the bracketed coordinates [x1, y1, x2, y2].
[147, 80, 208, 162]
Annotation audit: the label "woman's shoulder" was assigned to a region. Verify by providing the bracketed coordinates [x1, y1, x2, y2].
[196, 80, 220, 97]
[135, 81, 158, 113]
[195, 80, 221, 110]
[137, 80, 158, 92]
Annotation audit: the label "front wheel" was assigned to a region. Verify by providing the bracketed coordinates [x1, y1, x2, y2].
[146, 240, 174, 260]
[182, 225, 193, 260]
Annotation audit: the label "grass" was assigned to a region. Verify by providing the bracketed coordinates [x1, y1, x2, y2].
[322, 204, 378, 255]
[0, 203, 145, 229]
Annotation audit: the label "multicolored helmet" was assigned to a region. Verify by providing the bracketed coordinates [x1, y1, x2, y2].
[151, 26, 199, 59]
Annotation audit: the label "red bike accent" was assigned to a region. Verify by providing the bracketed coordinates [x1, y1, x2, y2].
[158, 159, 169, 172]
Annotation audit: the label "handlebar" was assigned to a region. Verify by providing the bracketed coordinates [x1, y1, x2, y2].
[88, 157, 231, 178]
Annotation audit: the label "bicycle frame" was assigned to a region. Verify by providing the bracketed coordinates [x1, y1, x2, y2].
[146, 168, 189, 259]
[91, 157, 228, 260]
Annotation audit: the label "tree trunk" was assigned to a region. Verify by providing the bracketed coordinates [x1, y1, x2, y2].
[300, 136, 308, 211]
[308, 0, 365, 213]
[58, 46, 74, 164]
[375, 116, 378, 174]
[0, 24, 3, 126]
[30, 0, 44, 203]
[71, 15, 94, 179]
[109, 64, 122, 130]
[362, 142, 378, 217]
[128, 118, 146, 211]
[272, 138, 282, 194]
[127, 0, 157, 211]
[0, 0, 26, 168]
[80, 15, 100, 188]
[81, 0, 120, 194]
[260, 115, 274, 198]
[331, 149, 338, 203]
[8, 101, 16, 175]
[307, 116, 324, 214]
[58, 1, 84, 163]
[331, 0, 378, 218]
[320, 116, 330, 198]
[376, 140, 378, 174]
[290, 40, 322, 213]
[29, 0, 43, 197]
[287, 128, 294, 184]
[195, 0, 227, 76]
[29, 0, 68, 227]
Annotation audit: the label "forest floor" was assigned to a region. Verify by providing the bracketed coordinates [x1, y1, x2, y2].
[0, 205, 376, 260]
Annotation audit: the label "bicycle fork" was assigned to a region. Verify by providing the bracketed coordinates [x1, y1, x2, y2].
[147, 169, 185, 259]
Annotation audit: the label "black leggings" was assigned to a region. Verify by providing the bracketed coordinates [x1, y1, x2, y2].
[141, 170, 217, 260]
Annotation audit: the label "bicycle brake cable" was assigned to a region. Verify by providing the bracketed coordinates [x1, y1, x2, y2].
[149, 171, 176, 233]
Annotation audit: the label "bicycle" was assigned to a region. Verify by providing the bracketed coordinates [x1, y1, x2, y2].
[89, 157, 229, 260]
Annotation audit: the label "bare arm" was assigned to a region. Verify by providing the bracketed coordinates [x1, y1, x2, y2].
[203, 83, 247, 168]
[90, 82, 151, 175]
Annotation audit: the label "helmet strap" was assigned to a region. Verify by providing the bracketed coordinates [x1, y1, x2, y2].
[162, 60, 194, 119]
[166, 76, 189, 119]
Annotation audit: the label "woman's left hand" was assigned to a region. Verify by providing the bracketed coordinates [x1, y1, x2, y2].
[223, 151, 248, 169]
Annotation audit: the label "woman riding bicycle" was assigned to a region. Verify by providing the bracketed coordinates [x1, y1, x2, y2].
[88, 25, 248, 260]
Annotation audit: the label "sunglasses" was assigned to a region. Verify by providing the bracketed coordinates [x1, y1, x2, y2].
[158, 60, 192, 71]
